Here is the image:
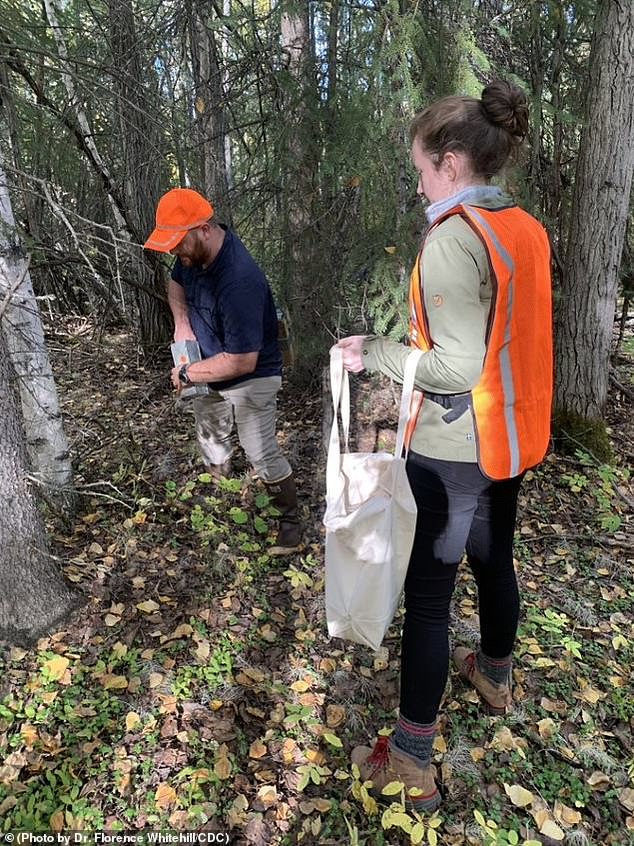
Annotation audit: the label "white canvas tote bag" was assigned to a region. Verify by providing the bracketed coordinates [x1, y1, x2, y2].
[324, 346, 422, 651]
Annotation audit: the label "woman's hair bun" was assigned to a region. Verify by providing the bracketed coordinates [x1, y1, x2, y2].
[480, 79, 529, 142]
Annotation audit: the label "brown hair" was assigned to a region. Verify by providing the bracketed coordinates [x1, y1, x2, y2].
[409, 80, 529, 179]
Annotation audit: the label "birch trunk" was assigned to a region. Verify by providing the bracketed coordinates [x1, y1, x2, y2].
[554, 0, 634, 457]
[0, 160, 74, 506]
[0, 325, 77, 645]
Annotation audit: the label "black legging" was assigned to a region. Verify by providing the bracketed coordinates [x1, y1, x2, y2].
[400, 452, 522, 724]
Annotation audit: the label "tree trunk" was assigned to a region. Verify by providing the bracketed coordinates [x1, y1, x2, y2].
[189, 0, 233, 225]
[0, 158, 75, 510]
[107, 0, 170, 350]
[0, 325, 77, 645]
[279, 3, 325, 382]
[554, 0, 634, 458]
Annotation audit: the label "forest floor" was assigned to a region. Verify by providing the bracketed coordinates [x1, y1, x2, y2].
[1, 319, 634, 846]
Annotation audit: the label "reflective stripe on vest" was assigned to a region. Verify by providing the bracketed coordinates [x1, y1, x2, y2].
[407, 203, 553, 480]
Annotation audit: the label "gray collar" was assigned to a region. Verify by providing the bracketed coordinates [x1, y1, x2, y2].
[426, 186, 505, 224]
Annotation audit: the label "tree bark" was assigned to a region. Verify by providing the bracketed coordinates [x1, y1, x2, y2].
[0, 324, 77, 645]
[554, 0, 634, 457]
[279, 3, 325, 381]
[189, 0, 234, 225]
[107, 0, 170, 349]
[0, 157, 75, 508]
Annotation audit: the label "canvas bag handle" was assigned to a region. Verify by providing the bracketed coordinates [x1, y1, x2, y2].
[327, 346, 422, 491]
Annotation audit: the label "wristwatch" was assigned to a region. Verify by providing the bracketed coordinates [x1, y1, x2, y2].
[178, 364, 191, 385]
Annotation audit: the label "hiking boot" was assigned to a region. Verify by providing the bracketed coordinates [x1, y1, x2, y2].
[204, 458, 233, 481]
[263, 473, 302, 556]
[453, 647, 512, 715]
[351, 736, 441, 813]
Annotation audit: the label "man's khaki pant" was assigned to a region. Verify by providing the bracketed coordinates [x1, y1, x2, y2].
[188, 376, 291, 483]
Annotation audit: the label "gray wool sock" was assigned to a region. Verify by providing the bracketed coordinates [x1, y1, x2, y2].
[391, 715, 436, 766]
[478, 650, 512, 685]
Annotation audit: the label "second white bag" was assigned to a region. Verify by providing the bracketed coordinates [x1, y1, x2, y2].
[323, 346, 421, 651]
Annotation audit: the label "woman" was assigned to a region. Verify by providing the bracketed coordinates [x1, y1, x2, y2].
[339, 80, 553, 811]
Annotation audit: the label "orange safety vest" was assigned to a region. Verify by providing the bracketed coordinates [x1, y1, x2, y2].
[406, 203, 553, 480]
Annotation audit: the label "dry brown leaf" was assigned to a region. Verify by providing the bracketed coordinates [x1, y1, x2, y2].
[256, 785, 278, 807]
[249, 739, 268, 759]
[553, 800, 582, 827]
[540, 697, 567, 714]
[619, 788, 634, 813]
[104, 614, 121, 627]
[136, 599, 160, 613]
[215, 755, 232, 780]
[326, 705, 346, 728]
[155, 782, 177, 810]
[281, 738, 297, 764]
[50, 810, 65, 832]
[149, 672, 164, 689]
[290, 679, 310, 693]
[169, 623, 194, 640]
[587, 771, 610, 789]
[537, 718, 557, 740]
[313, 799, 332, 813]
[470, 747, 485, 762]
[101, 674, 128, 690]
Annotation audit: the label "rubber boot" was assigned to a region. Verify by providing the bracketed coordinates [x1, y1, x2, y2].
[351, 736, 441, 813]
[453, 647, 512, 715]
[263, 473, 301, 555]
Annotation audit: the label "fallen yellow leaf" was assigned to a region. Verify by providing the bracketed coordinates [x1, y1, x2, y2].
[290, 680, 310, 693]
[504, 783, 534, 808]
[136, 599, 160, 613]
[580, 685, 605, 705]
[101, 674, 128, 690]
[20, 724, 38, 747]
[155, 782, 177, 810]
[42, 655, 70, 681]
[149, 673, 164, 689]
[432, 735, 447, 753]
[104, 614, 121, 627]
[537, 718, 557, 740]
[125, 712, 141, 731]
[538, 818, 565, 840]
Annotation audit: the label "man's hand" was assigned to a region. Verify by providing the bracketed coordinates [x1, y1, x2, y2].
[337, 335, 367, 373]
[170, 365, 184, 394]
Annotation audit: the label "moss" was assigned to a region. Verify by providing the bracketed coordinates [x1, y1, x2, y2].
[552, 408, 612, 462]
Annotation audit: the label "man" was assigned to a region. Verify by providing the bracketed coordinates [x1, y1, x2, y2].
[144, 187, 300, 556]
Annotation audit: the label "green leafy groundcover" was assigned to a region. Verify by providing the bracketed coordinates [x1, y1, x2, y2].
[1, 328, 633, 846]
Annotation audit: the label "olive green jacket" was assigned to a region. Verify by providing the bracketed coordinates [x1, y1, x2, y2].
[362, 192, 515, 462]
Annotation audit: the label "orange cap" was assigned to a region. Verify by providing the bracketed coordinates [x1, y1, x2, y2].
[144, 188, 214, 252]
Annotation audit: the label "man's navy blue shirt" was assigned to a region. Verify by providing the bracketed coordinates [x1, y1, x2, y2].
[172, 227, 282, 390]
